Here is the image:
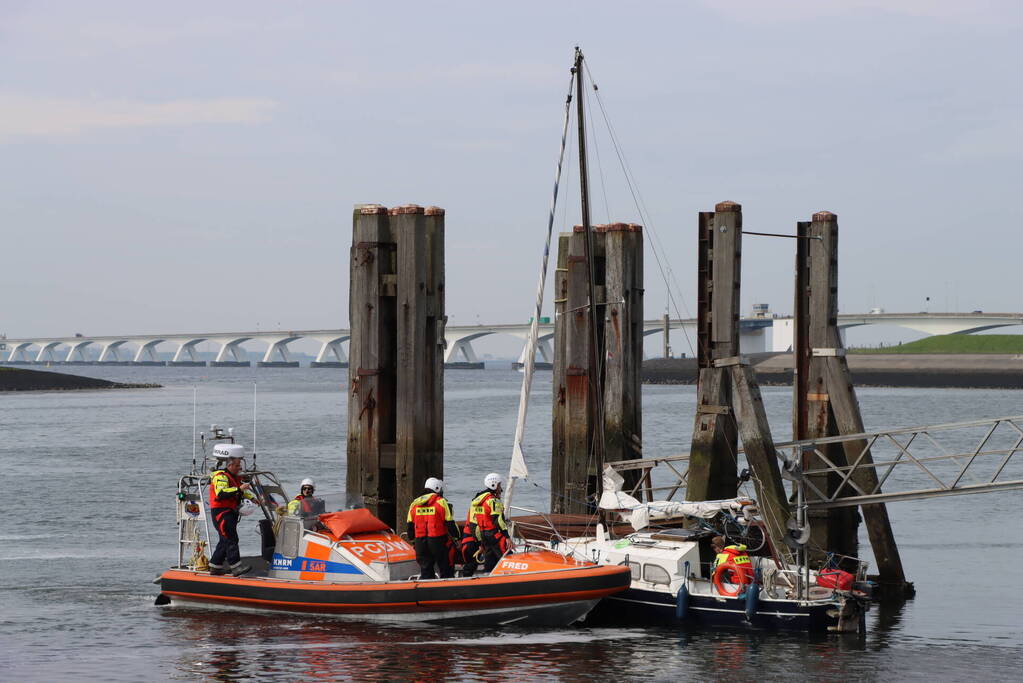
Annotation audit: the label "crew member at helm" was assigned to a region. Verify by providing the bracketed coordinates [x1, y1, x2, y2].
[285, 478, 326, 527]
[465, 472, 510, 574]
[208, 445, 258, 577]
[406, 477, 459, 579]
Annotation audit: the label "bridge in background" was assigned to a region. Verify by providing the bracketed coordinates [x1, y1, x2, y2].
[1, 312, 1021, 368]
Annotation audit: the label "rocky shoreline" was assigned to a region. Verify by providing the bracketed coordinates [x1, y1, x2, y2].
[0, 367, 160, 392]
[643, 353, 1023, 389]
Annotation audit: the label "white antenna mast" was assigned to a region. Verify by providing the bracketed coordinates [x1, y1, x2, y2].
[252, 383, 258, 467]
[191, 386, 197, 474]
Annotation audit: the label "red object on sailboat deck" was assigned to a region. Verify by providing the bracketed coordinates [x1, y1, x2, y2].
[319, 509, 390, 538]
[816, 569, 854, 591]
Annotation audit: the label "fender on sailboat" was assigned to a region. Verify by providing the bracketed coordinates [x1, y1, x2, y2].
[676, 583, 689, 620]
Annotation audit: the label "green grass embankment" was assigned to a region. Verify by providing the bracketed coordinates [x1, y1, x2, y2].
[850, 334, 1023, 354]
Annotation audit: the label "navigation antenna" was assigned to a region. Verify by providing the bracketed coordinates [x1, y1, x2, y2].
[191, 386, 197, 475]
[252, 383, 258, 470]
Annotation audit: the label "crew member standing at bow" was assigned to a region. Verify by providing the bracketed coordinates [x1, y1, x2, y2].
[208, 447, 258, 577]
[467, 473, 510, 573]
[406, 478, 459, 579]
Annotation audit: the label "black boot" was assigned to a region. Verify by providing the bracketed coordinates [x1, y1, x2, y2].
[230, 564, 251, 577]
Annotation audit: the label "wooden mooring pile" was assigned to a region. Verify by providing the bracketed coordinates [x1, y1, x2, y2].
[343, 199, 913, 595]
[346, 204, 445, 529]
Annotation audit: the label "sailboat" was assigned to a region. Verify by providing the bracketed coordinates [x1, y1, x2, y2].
[504, 48, 869, 633]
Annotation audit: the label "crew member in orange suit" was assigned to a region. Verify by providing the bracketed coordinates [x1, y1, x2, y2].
[406, 477, 460, 579]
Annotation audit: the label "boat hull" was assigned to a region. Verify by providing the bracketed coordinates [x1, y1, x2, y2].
[156, 563, 630, 626]
[587, 586, 857, 632]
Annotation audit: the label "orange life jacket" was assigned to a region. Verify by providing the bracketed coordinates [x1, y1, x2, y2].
[407, 493, 452, 538]
[720, 545, 750, 564]
[469, 491, 503, 532]
[715, 544, 754, 585]
[209, 469, 244, 510]
[294, 494, 315, 515]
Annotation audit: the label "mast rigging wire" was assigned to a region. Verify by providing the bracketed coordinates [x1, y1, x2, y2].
[582, 61, 699, 360]
[579, 61, 796, 563]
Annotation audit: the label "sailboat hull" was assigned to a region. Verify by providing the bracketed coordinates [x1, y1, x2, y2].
[588, 586, 859, 632]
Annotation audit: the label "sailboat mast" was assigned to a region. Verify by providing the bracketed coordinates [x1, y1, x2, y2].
[573, 47, 606, 472]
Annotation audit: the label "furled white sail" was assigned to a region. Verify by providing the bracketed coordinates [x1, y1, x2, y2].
[598, 465, 756, 531]
[505, 74, 576, 512]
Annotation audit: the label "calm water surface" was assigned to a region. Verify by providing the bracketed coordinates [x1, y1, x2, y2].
[2, 366, 1021, 681]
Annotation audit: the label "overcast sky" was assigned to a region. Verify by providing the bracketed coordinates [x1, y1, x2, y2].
[3, 1, 1022, 342]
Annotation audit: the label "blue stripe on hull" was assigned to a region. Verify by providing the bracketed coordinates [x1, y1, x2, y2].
[587, 588, 839, 632]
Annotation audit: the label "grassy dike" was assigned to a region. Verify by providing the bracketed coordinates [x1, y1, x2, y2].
[0, 366, 160, 392]
[644, 337, 1023, 388]
[851, 334, 1023, 354]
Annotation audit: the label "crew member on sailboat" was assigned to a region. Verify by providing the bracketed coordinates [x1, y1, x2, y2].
[406, 478, 460, 579]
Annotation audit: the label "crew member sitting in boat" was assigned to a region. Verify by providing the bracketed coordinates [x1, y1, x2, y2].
[459, 505, 482, 577]
[283, 478, 326, 529]
[463, 473, 510, 574]
[208, 446, 259, 577]
[406, 477, 460, 579]
[712, 535, 753, 583]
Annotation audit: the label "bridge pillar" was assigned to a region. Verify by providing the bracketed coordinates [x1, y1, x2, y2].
[311, 339, 348, 367]
[64, 341, 93, 364]
[7, 342, 33, 363]
[133, 340, 166, 366]
[445, 339, 480, 365]
[259, 338, 300, 367]
[170, 340, 207, 366]
[515, 336, 554, 370]
[212, 340, 250, 367]
[538, 337, 552, 363]
[98, 341, 127, 363]
[35, 342, 62, 364]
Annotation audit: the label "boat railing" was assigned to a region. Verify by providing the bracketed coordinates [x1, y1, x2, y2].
[176, 475, 213, 570]
[610, 414, 1023, 509]
[820, 552, 870, 583]
[506, 504, 572, 547]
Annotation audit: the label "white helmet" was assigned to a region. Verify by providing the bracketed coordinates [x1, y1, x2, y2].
[484, 472, 504, 491]
[300, 478, 315, 489]
[424, 477, 444, 493]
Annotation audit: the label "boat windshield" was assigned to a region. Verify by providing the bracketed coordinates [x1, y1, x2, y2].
[290, 492, 347, 516]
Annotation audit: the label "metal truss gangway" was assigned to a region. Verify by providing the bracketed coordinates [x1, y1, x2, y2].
[610, 415, 1023, 509]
